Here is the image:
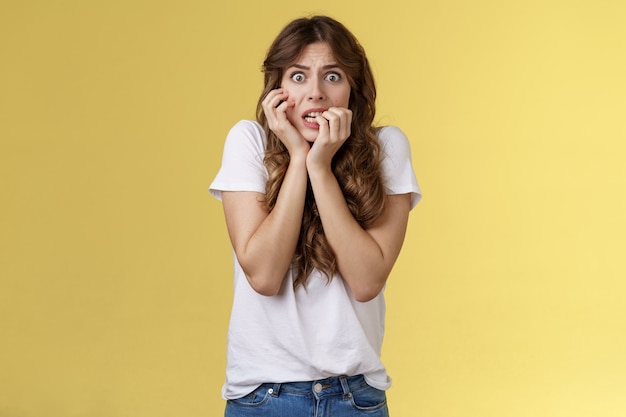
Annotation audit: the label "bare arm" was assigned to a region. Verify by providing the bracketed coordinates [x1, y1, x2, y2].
[222, 89, 311, 296]
[307, 108, 411, 302]
[222, 155, 307, 296]
[308, 167, 411, 302]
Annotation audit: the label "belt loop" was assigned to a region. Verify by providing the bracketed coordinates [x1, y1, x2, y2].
[339, 375, 352, 400]
[269, 383, 281, 397]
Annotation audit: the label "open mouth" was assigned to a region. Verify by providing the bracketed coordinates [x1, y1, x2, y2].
[303, 111, 324, 123]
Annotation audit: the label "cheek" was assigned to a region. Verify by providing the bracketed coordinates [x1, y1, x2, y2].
[285, 106, 298, 124]
[335, 87, 351, 108]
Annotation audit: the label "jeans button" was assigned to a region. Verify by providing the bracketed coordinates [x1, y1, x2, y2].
[313, 383, 323, 393]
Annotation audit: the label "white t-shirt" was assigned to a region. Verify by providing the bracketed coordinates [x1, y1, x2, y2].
[210, 120, 421, 399]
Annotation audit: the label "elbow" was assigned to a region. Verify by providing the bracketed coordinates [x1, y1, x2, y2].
[251, 283, 281, 297]
[353, 289, 383, 303]
[350, 279, 387, 303]
[244, 272, 283, 297]
[236, 254, 286, 296]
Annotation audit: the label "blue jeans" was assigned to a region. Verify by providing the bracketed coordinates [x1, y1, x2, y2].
[225, 375, 389, 417]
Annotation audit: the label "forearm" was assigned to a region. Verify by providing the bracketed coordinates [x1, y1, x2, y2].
[232, 156, 308, 295]
[308, 167, 393, 301]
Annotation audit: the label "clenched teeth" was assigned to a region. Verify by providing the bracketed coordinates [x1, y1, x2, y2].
[304, 112, 323, 122]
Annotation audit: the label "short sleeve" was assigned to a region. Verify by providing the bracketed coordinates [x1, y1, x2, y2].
[378, 126, 422, 209]
[209, 120, 268, 200]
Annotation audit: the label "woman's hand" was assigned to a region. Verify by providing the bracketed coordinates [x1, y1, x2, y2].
[306, 107, 352, 172]
[261, 88, 310, 158]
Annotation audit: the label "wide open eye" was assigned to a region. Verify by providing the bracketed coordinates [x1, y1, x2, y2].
[290, 72, 305, 83]
[325, 72, 341, 82]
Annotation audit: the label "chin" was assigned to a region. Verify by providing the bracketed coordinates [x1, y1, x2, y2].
[297, 128, 318, 143]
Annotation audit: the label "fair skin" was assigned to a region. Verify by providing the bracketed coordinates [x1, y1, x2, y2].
[222, 42, 411, 302]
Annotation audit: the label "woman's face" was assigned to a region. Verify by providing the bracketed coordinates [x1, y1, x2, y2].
[280, 42, 351, 142]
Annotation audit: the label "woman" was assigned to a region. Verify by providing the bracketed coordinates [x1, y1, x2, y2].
[210, 15, 421, 417]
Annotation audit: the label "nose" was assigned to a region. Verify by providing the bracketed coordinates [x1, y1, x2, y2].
[307, 78, 325, 101]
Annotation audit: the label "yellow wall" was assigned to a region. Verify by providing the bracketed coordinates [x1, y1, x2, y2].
[1, 0, 625, 416]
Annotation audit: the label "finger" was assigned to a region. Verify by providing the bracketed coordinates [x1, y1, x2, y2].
[326, 108, 351, 140]
[262, 89, 287, 114]
[262, 88, 284, 103]
[274, 99, 290, 118]
[262, 91, 288, 128]
[327, 112, 341, 141]
[315, 114, 329, 141]
[326, 107, 351, 124]
[322, 109, 343, 141]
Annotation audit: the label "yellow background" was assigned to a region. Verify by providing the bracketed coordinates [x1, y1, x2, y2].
[1, 0, 625, 416]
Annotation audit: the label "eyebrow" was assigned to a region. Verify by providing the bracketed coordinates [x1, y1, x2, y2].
[289, 64, 341, 71]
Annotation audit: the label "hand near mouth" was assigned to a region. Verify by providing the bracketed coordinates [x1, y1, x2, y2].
[306, 107, 352, 172]
[262, 88, 311, 158]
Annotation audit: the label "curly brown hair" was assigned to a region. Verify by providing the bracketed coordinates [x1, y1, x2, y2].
[256, 16, 386, 288]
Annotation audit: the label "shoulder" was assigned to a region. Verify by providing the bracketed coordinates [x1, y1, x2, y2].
[227, 120, 265, 142]
[210, 121, 268, 198]
[376, 125, 412, 155]
[375, 126, 422, 206]
[224, 120, 266, 152]
[377, 125, 407, 140]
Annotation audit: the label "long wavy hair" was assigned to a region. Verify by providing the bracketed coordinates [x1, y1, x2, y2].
[257, 16, 386, 288]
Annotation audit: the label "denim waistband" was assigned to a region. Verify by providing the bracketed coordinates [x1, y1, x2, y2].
[267, 375, 368, 399]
